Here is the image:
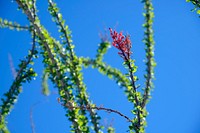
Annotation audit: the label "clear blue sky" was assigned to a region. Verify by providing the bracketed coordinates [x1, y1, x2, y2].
[1, 0, 200, 133]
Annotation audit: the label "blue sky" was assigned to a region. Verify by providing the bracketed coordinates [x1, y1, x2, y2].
[1, 0, 200, 133]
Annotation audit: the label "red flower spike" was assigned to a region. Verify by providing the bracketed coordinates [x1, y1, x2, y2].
[109, 28, 132, 61]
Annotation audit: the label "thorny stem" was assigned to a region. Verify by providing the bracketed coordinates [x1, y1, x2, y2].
[120, 49, 142, 132]
[15, 1, 83, 132]
[141, 0, 155, 109]
[63, 102, 132, 123]
[109, 28, 142, 132]
[49, 0, 74, 59]
[0, 26, 36, 130]
[128, 63, 141, 133]
[15, 0, 70, 98]
[0, 0, 37, 127]
[48, 1, 101, 132]
[0, 31, 36, 116]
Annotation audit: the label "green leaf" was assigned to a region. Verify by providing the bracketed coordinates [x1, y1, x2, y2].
[197, 10, 200, 14]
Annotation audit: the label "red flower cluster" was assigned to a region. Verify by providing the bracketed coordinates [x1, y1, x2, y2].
[109, 28, 132, 60]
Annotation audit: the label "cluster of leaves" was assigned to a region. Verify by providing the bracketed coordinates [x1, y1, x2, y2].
[186, 0, 200, 14]
[0, 0, 156, 133]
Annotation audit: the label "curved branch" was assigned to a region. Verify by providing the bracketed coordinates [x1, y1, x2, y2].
[63, 101, 132, 123]
[0, 31, 37, 133]
[81, 58, 130, 89]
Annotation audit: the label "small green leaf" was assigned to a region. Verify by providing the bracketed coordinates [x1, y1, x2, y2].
[197, 10, 200, 14]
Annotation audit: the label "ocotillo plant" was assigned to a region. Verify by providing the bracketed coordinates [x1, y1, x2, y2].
[0, 0, 156, 133]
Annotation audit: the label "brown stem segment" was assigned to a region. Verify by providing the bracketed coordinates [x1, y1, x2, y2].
[63, 101, 132, 123]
